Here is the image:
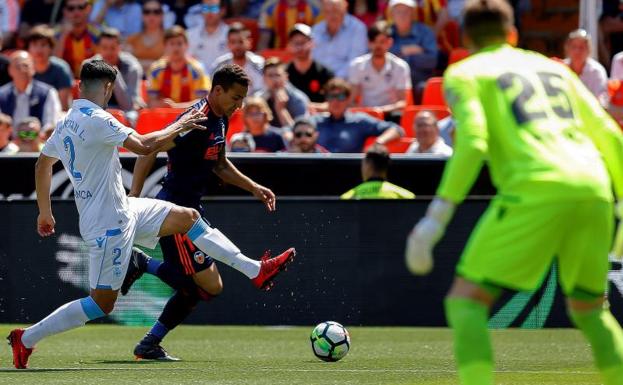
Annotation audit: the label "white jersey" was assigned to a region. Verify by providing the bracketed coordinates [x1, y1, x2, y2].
[41, 99, 135, 240]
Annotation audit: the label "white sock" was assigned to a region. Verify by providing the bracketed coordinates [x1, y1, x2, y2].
[21, 297, 105, 348]
[187, 219, 261, 279]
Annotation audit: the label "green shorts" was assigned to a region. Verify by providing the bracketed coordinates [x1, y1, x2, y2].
[457, 198, 614, 296]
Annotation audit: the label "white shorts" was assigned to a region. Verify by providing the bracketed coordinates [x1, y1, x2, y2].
[85, 197, 174, 290]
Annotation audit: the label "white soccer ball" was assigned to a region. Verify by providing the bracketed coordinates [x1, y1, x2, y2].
[310, 321, 351, 362]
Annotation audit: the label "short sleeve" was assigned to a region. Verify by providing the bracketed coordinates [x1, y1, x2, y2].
[396, 60, 412, 90]
[96, 112, 135, 147]
[41, 133, 60, 159]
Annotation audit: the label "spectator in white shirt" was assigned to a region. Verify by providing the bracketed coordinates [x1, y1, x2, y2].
[611, 50, 623, 80]
[563, 29, 609, 108]
[406, 110, 453, 156]
[0, 51, 62, 132]
[349, 20, 411, 121]
[311, 0, 368, 79]
[187, 0, 229, 73]
[211, 22, 265, 94]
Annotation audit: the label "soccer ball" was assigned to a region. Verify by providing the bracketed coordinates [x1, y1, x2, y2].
[310, 321, 350, 362]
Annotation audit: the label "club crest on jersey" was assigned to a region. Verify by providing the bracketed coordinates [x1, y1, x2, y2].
[194, 251, 206, 264]
[96, 237, 105, 248]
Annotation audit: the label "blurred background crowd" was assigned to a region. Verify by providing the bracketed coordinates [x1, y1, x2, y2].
[0, 0, 620, 161]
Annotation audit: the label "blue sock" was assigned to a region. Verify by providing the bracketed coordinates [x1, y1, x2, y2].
[148, 321, 169, 342]
[146, 258, 161, 275]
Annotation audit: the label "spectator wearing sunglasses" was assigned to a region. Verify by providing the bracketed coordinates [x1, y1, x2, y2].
[229, 132, 256, 152]
[312, 78, 402, 153]
[188, 0, 230, 73]
[0, 51, 62, 133]
[90, 0, 142, 37]
[287, 117, 328, 153]
[55, 0, 102, 77]
[341, 143, 415, 199]
[125, 0, 166, 74]
[14, 117, 43, 153]
[0, 113, 18, 154]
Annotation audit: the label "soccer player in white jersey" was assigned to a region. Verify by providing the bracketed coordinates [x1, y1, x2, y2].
[7, 60, 295, 369]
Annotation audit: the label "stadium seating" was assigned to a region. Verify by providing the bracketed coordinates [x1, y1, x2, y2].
[421, 77, 445, 107]
[260, 49, 294, 63]
[106, 108, 129, 126]
[225, 18, 260, 51]
[363, 136, 415, 153]
[400, 105, 451, 137]
[135, 108, 185, 134]
[140, 79, 149, 102]
[71, 80, 80, 99]
[348, 107, 384, 120]
[226, 109, 245, 142]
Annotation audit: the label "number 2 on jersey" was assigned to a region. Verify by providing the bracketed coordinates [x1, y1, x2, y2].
[497, 72, 575, 125]
[63, 136, 83, 181]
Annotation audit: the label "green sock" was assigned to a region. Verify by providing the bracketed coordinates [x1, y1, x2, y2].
[444, 297, 494, 385]
[570, 308, 623, 385]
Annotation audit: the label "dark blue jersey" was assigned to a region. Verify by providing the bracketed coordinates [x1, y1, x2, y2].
[157, 98, 228, 210]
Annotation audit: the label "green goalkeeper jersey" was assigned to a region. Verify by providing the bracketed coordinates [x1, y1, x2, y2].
[437, 43, 623, 204]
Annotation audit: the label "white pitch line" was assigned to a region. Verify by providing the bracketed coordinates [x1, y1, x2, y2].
[0, 367, 598, 375]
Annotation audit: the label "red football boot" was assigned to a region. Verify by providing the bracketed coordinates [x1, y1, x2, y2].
[251, 248, 296, 290]
[7, 329, 33, 369]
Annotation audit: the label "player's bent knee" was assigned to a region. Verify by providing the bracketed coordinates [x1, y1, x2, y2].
[196, 279, 223, 296]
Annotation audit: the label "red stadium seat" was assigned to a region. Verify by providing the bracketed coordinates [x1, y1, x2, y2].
[226, 109, 245, 142]
[106, 108, 130, 126]
[400, 105, 451, 137]
[140, 79, 149, 102]
[421, 77, 446, 107]
[135, 108, 185, 135]
[348, 107, 384, 120]
[260, 49, 294, 63]
[448, 48, 470, 65]
[363, 137, 415, 153]
[225, 18, 260, 51]
[71, 80, 80, 99]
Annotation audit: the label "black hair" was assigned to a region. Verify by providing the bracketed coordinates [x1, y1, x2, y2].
[365, 144, 390, 172]
[462, 0, 514, 47]
[79, 59, 117, 86]
[367, 21, 390, 42]
[212, 63, 250, 91]
[292, 117, 316, 132]
[99, 27, 122, 42]
[227, 22, 250, 38]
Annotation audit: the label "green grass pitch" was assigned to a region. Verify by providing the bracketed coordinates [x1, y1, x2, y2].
[0, 325, 602, 384]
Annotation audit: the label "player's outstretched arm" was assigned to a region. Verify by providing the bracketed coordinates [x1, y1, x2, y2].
[34, 154, 59, 237]
[405, 69, 487, 275]
[123, 109, 207, 156]
[212, 147, 276, 211]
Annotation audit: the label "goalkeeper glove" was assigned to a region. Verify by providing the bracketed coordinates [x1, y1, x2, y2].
[405, 198, 456, 275]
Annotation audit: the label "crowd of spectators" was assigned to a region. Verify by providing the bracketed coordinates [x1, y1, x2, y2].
[2, 0, 623, 158]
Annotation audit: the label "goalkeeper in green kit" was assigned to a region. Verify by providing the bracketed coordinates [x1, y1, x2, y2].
[405, 1, 623, 384]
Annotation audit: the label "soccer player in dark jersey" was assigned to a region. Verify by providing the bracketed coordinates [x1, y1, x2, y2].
[123, 64, 295, 360]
